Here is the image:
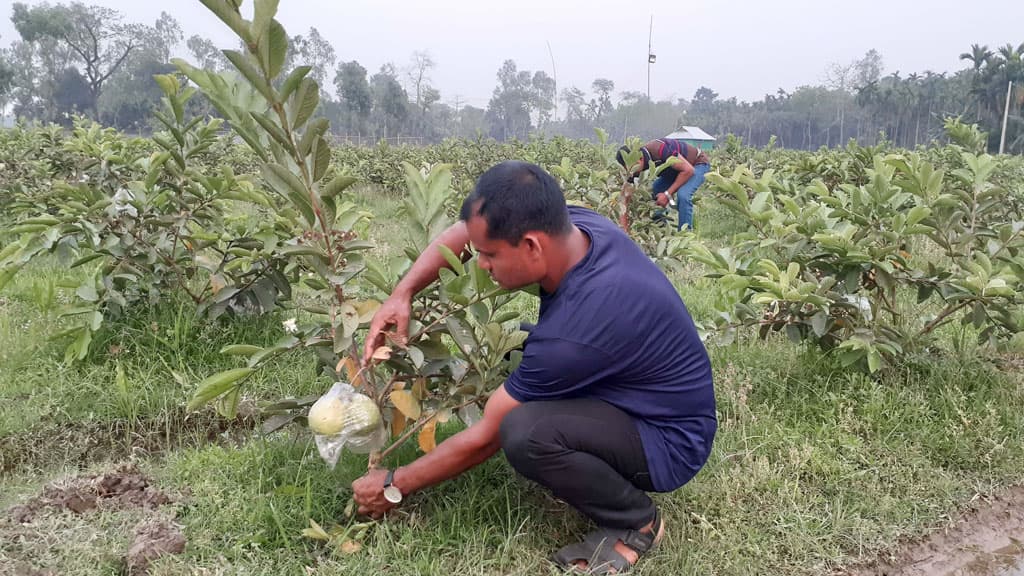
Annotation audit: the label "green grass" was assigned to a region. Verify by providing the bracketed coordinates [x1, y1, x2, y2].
[5, 315, 1021, 574]
[2, 190, 1024, 575]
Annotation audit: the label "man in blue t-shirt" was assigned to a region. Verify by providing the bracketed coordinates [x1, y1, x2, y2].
[353, 160, 716, 574]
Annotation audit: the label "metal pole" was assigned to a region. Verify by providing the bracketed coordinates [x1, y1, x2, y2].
[547, 40, 558, 121]
[647, 15, 653, 101]
[1000, 80, 1013, 154]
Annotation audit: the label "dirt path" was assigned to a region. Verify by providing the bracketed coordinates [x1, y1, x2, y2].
[0, 408, 257, 475]
[844, 486, 1024, 576]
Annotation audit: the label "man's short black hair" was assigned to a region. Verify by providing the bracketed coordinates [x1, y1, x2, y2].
[615, 145, 631, 168]
[459, 161, 572, 245]
[616, 145, 651, 169]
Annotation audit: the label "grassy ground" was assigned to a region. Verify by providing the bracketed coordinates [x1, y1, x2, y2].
[2, 191, 1024, 575]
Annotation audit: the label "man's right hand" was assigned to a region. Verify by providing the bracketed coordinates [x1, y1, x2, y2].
[362, 293, 412, 366]
[360, 221, 472, 366]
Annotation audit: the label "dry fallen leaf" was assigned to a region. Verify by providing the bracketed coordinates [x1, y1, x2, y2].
[340, 539, 363, 555]
[371, 346, 393, 361]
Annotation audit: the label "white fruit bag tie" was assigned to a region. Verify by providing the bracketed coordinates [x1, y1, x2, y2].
[309, 382, 386, 469]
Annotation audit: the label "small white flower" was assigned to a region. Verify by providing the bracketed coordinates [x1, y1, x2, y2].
[283, 318, 298, 334]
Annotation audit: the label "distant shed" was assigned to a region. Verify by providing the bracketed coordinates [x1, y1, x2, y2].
[664, 126, 716, 151]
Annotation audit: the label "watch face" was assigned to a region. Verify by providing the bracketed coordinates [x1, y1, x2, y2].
[383, 485, 403, 504]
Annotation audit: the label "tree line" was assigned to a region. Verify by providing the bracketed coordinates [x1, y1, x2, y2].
[0, 2, 1021, 152]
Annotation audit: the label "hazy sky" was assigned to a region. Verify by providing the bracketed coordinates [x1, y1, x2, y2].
[1, 0, 1022, 109]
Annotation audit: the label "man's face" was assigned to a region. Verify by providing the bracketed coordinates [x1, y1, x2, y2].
[465, 214, 543, 290]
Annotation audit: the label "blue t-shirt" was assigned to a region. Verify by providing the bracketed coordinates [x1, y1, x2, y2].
[504, 206, 716, 492]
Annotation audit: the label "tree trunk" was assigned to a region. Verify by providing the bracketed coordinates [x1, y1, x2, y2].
[839, 105, 845, 145]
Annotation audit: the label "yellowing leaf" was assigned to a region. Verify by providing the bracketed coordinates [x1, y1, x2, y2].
[412, 377, 428, 401]
[418, 417, 437, 453]
[210, 274, 227, 294]
[336, 356, 363, 386]
[390, 407, 407, 438]
[301, 519, 330, 541]
[389, 390, 421, 420]
[372, 346, 393, 361]
[355, 299, 382, 324]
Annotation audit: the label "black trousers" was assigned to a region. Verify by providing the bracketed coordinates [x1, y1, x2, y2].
[499, 397, 657, 530]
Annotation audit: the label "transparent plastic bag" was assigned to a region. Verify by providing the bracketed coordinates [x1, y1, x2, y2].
[309, 382, 386, 469]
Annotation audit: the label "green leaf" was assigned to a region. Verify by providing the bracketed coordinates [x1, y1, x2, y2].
[223, 50, 275, 103]
[0, 265, 30, 290]
[76, 284, 99, 302]
[407, 345, 425, 369]
[198, 0, 254, 45]
[262, 413, 301, 434]
[9, 224, 50, 234]
[259, 19, 288, 80]
[323, 175, 357, 199]
[216, 387, 242, 419]
[250, 111, 293, 150]
[312, 137, 331, 182]
[288, 78, 320, 130]
[445, 316, 476, 354]
[0, 241, 23, 263]
[153, 74, 179, 99]
[220, 344, 265, 356]
[810, 312, 829, 337]
[252, 0, 279, 41]
[279, 245, 326, 257]
[906, 205, 931, 228]
[866, 348, 882, 373]
[188, 367, 255, 410]
[248, 345, 292, 367]
[64, 326, 93, 363]
[279, 66, 311, 102]
[262, 164, 316, 226]
[58, 307, 95, 318]
[298, 118, 329, 156]
[437, 244, 464, 274]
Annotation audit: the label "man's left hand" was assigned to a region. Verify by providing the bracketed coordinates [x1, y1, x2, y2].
[352, 468, 396, 519]
[656, 193, 670, 207]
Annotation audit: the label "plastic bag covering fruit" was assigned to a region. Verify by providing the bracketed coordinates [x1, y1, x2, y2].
[310, 382, 385, 469]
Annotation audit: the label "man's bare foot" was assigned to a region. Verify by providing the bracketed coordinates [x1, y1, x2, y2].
[572, 516, 665, 573]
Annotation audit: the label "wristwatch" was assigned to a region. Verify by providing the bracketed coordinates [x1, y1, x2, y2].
[383, 469, 403, 504]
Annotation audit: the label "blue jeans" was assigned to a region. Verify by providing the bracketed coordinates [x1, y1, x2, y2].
[652, 163, 710, 230]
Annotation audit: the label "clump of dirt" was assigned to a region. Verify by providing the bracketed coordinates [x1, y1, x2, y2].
[8, 563, 56, 576]
[124, 518, 186, 575]
[6, 463, 173, 524]
[2, 463, 188, 575]
[844, 485, 1024, 576]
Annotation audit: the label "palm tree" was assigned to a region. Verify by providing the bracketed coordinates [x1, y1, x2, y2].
[960, 44, 993, 71]
[961, 44, 993, 120]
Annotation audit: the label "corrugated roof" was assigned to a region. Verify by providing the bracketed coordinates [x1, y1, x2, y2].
[665, 126, 716, 141]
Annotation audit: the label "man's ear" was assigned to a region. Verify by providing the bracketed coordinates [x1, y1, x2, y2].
[521, 233, 544, 258]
